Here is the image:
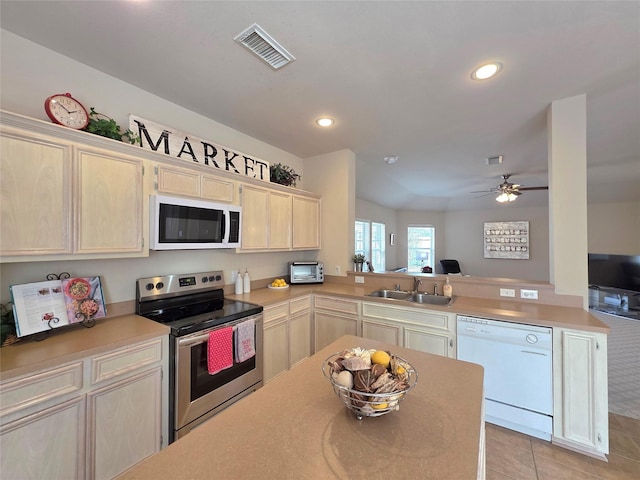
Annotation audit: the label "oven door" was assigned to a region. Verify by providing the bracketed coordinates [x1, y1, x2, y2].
[175, 314, 263, 438]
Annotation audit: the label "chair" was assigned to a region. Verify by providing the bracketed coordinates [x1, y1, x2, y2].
[440, 259, 461, 274]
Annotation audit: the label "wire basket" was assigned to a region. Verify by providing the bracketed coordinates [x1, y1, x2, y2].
[322, 352, 418, 419]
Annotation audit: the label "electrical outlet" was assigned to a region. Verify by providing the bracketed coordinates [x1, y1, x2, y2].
[500, 288, 516, 298]
[521, 289, 539, 300]
[355, 276, 365, 284]
[334, 265, 341, 275]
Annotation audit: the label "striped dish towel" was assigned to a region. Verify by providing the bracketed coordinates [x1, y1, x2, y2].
[234, 318, 255, 363]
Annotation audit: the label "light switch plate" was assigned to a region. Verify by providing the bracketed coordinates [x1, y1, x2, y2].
[521, 289, 539, 300]
[500, 288, 516, 297]
[355, 276, 365, 284]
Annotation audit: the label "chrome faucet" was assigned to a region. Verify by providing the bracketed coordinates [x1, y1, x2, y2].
[433, 284, 439, 296]
[394, 284, 401, 291]
[414, 277, 423, 292]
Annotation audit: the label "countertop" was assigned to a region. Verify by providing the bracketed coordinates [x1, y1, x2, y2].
[230, 283, 610, 333]
[119, 335, 485, 480]
[0, 314, 170, 381]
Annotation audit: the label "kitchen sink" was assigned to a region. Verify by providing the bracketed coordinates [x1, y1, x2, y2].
[366, 289, 412, 300]
[408, 293, 453, 306]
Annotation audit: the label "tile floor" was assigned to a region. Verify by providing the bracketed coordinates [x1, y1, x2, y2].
[486, 413, 640, 480]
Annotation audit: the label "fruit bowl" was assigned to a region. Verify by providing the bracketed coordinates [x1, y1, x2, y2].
[322, 348, 418, 419]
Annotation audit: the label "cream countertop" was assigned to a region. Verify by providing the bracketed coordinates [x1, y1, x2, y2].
[119, 335, 485, 480]
[0, 314, 170, 382]
[230, 283, 609, 334]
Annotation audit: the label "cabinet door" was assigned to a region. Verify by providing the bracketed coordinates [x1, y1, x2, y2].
[269, 191, 292, 249]
[362, 319, 402, 346]
[201, 175, 235, 203]
[0, 397, 85, 479]
[404, 326, 451, 357]
[156, 164, 201, 198]
[0, 129, 72, 255]
[289, 310, 311, 368]
[87, 367, 162, 480]
[263, 319, 289, 383]
[314, 311, 358, 351]
[240, 184, 269, 249]
[554, 329, 608, 455]
[75, 147, 144, 254]
[292, 195, 320, 249]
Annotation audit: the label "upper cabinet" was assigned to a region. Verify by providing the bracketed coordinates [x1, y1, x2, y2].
[1, 124, 147, 262]
[155, 163, 236, 203]
[239, 183, 320, 252]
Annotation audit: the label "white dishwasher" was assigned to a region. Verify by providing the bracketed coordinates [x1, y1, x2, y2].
[457, 315, 553, 440]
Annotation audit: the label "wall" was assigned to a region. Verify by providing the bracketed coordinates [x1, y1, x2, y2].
[355, 198, 398, 270]
[0, 31, 312, 305]
[304, 149, 356, 276]
[444, 206, 550, 281]
[588, 201, 640, 254]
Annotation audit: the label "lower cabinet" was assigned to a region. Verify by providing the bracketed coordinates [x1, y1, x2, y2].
[361, 302, 456, 358]
[263, 296, 312, 383]
[0, 336, 168, 480]
[552, 327, 609, 458]
[313, 295, 360, 351]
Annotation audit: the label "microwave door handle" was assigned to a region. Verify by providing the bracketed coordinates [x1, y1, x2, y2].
[222, 210, 228, 244]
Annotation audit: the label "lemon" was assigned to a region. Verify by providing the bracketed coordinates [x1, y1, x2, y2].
[396, 365, 406, 375]
[371, 402, 388, 410]
[371, 350, 391, 368]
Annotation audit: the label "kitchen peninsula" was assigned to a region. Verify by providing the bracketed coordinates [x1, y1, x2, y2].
[119, 335, 485, 480]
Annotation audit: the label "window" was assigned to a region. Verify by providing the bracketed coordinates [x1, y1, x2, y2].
[355, 220, 385, 272]
[407, 226, 435, 272]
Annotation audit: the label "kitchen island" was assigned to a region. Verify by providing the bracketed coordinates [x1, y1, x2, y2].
[119, 335, 485, 480]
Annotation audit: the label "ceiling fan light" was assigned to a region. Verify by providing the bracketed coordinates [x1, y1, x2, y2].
[507, 193, 518, 202]
[496, 192, 509, 203]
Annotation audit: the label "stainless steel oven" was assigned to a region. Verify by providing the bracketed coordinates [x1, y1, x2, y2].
[175, 314, 262, 439]
[136, 271, 263, 443]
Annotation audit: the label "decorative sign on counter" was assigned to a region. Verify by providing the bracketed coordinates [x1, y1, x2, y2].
[484, 221, 529, 259]
[129, 115, 270, 182]
[10, 277, 106, 337]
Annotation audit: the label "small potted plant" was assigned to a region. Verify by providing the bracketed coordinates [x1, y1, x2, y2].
[352, 253, 366, 272]
[270, 163, 301, 187]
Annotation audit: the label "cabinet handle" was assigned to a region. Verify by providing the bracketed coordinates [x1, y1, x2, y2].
[597, 433, 601, 443]
[449, 339, 453, 348]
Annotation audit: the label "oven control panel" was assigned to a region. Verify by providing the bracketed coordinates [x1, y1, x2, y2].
[136, 271, 225, 299]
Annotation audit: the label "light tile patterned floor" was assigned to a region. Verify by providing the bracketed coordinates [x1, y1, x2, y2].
[592, 312, 640, 419]
[486, 413, 640, 480]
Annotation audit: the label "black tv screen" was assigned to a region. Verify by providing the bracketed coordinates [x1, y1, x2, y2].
[588, 254, 640, 293]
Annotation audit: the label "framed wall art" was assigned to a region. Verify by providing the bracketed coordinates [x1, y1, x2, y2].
[484, 221, 529, 259]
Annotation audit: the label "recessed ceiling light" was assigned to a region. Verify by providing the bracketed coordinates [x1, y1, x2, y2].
[384, 156, 399, 164]
[471, 62, 502, 80]
[315, 117, 335, 127]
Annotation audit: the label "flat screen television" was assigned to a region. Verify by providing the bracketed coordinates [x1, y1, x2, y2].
[588, 254, 640, 293]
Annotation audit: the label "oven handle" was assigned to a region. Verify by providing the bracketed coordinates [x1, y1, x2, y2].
[177, 316, 262, 347]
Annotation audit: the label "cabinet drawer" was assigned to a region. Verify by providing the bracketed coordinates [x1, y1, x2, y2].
[91, 338, 162, 385]
[289, 295, 311, 315]
[362, 302, 451, 330]
[264, 302, 289, 324]
[0, 362, 83, 417]
[314, 296, 360, 316]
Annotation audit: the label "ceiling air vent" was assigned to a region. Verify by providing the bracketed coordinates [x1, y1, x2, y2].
[234, 24, 295, 70]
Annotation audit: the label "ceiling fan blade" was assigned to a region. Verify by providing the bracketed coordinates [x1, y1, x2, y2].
[473, 192, 497, 198]
[518, 186, 549, 191]
[470, 189, 497, 194]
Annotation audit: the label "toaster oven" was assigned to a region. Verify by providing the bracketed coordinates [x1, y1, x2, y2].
[289, 262, 324, 284]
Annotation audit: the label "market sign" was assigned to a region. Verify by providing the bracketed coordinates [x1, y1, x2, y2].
[129, 115, 270, 181]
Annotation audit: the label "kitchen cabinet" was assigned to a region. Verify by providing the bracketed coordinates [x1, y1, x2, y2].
[0, 125, 146, 262]
[313, 295, 360, 351]
[552, 327, 609, 459]
[239, 183, 320, 251]
[361, 302, 456, 358]
[154, 163, 236, 203]
[292, 195, 320, 249]
[263, 295, 312, 383]
[0, 336, 168, 479]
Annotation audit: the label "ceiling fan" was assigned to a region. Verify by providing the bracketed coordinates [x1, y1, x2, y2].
[472, 174, 549, 202]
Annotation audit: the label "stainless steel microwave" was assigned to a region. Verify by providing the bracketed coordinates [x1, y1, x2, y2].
[289, 262, 324, 284]
[150, 195, 241, 250]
